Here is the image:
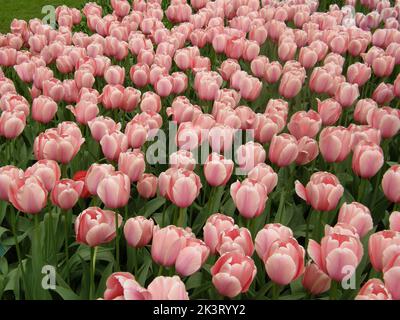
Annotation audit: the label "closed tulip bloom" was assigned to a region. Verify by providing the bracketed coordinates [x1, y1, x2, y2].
[147, 276, 189, 300]
[236, 141, 266, 172]
[175, 238, 209, 276]
[367, 107, 400, 139]
[0, 111, 26, 139]
[118, 149, 145, 182]
[250, 56, 268, 78]
[356, 279, 392, 300]
[390, 212, 400, 232]
[104, 65, 125, 85]
[211, 252, 257, 298]
[354, 99, 378, 124]
[100, 84, 124, 110]
[85, 163, 115, 195]
[203, 214, 235, 255]
[32, 96, 57, 124]
[247, 163, 278, 194]
[337, 202, 373, 238]
[347, 63, 371, 87]
[0, 165, 24, 201]
[309, 67, 333, 94]
[204, 153, 234, 187]
[218, 59, 241, 81]
[308, 229, 363, 282]
[140, 92, 161, 114]
[255, 223, 293, 261]
[317, 98, 342, 126]
[158, 168, 202, 208]
[394, 74, 400, 98]
[14, 61, 36, 83]
[42, 79, 65, 102]
[264, 237, 305, 285]
[278, 41, 297, 62]
[25, 159, 60, 192]
[74, 69, 95, 89]
[97, 171, 130, 209]
[384, 266, 400, 300]
[372, 55, 395, 78]
[335, 82, 359, 108]
[104, 272, 150, 300]
[319, 126, 352, 163]
[269, 133, 299, 167]
[124, 122, 147, 149]
[299, 46, 318, 69]
[302, 263, 331, 295]
[169, 150, 196, 171]
[75, 207, 122, 247]
[232, 174, 269, 215]
[0, 92, 29, 116]
[124, 216, 154, 248]
[382, 166, 400, 203]
[51, 179, 84, 210]
[295, 172, 344, 211]
[151, 225, 188, 267]
[264, 61, 282, 84]
[100, 131, 128, 162]
[352, 141, 384, 179]
[68, 101, 99, 125]
[130, 63, 150, 88]
[369, 230, 400, 272]
[9, 175, 48, 214]
[279, 73, 302, 99]
[137, 173, 157, 199]
[288, 110, 321, 139]
[296, 136, 319, 165]
[88, 116, 121, 142]
[372, 83, 394, 105]
[251, 113, 284, 144]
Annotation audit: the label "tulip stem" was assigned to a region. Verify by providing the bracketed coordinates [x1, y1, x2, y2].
[115, 211, 120, 271]
[11, 210, 27, 299]
[272, 283, 281, 300]
[329, 280, 338, 300]
[158, 265, 164, 277]
[90, 246, 98, 300]
[357, 178, 368, 204]
[63, 210, 70, 283]
[177, 207, 187, 228]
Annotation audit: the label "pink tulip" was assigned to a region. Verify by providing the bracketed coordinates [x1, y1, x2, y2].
[151, 225, 188, 267]
[175, 237, 209, 276]
[208, 124, 235, 153]
[51, 179, 84, 210]
[9, 175, 48, 214]
[372, 83, 394, 105]
[68, 101, 99, 125]
[352, 141, 384, 179]
[0, 165, 24, 201]
[211, 252, 257, 298]
[278, 41, 297, 62]
[104, 272, 150, 300]
[158, 168, 202, 208]
[309, 67, 333, 94]
[147, 276, 189, 300]
[118, 149, 145, 182]
[369, 230, 400, 272]
[140, 92, 161, 114]
[302, 263, 331, 295]
[367, 107, 400, 139]
[25, 159, 60, 192]
[130, 63, 150, 88]
[0, 93, 29, 116]
[124, 216, 154, 248]
[288, 110, 321, 139]
[104, 65, 125, 85]
[0, 111, 26, 139]
[279, 72, 302, 99]
[218, 59, 241, 81]
[88, 116, 121, 142]
[299, 46, 318, 69]
[255, 223, 293, 261]
[390, 212, 400, 232]
[31, 96, 58, 124]
[247, 163, 278, 194]
[169, 150, 196, 171]
[14, 61, 36, 83]
[296, 136, 319, 165]
[0, 48, 17, 66]
[316, 98, 342, 126]
[308, 229, 363, 282]
[203, 153, 234, 187]
[337, 202, 373, 238]
[251, 113, 283, 144]
[264, 61, 282, 83]
[372, 55, 395, 77]
[97, 171, 130, 209]
[100, 131, 128, 162]
[394, 74, 400, 97]
[335, 82, 359, 108]
[216, 225, 254, 256]
[319, 126, 352, 163]
[264, 237, 305, 285]
[356, 278, 392, 300]
[354, 99, 378, 124]
[269, 133, 299, 167]
[384, 267, 400, 300]
[230, 178, 268, 219]
[236, 141, 266, 172]
[137, 174, 158, 199]
[203, 213, 235, 255]
[75, 207, 122, 247]
[382, 166, 400, 203]
[42, 79, 65, 102]
[85, 163, 115, 195]
[347, 63, 371, 87]
[295, 171, 344, 211]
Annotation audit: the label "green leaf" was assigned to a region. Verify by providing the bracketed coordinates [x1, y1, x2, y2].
[143, 197, 166, 218]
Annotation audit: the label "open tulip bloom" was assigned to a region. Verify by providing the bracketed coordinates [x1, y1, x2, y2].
[1, 0, 400, 302]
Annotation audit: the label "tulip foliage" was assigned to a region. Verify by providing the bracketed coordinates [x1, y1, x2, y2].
[1, 0, 400, 301]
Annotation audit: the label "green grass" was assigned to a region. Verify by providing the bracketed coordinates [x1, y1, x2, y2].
[0, 0, 86, 33]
